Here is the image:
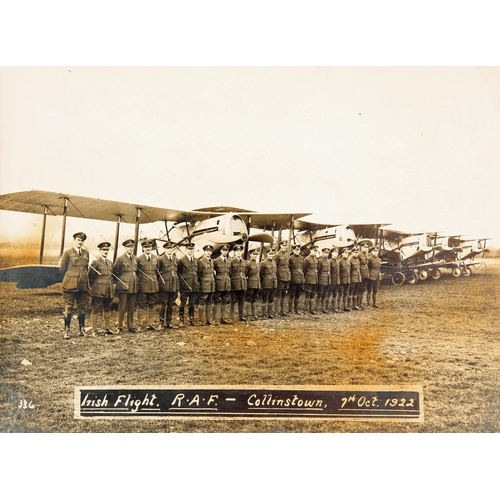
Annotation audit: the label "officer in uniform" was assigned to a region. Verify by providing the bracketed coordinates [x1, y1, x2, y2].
[367, 246, 382, 308]
[60, 231, 91, 339]
[303, 244, 319, 314]
[288, 244, 304, 315]
[317, 247, 331, 313]
[197, 244, 216, 326]
[358, 242, 370, 309]
[88, 241, 115, 335]
[348, 246, 362, 311]
[329, 247, 341, 312]
[259, 247, 278, 319]
[338, 247, 351, 312]
[136, 239, 159, 331]
[177, 242, 199, 326]
[112, 239, 139, 332]
[275, 240, 291, 316]
[229, 244, 248, 321]
[212, 244, 232, 324]
[157, 241, 179, 329]
[245, 247, 261, 320]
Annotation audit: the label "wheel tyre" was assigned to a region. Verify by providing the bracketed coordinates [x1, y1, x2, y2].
[430, 269, 441, 280]
[462, 267, 471, 277]
[418, 270, 428, 280]
[391, 272, 405, 286]
[452, 267, 461, 278]
[406, 272, 418, 285]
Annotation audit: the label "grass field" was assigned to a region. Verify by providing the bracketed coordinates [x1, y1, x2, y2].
[1, 259, 499, 433]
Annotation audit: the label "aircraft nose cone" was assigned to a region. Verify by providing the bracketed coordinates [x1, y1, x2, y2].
[241, 233, 248, 242]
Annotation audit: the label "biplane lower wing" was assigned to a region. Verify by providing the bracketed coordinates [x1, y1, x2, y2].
[0, 265, 61, 289]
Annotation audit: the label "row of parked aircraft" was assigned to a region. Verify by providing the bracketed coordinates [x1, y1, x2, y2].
[0, 190, 490, 288]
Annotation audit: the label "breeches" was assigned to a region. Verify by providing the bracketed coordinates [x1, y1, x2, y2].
[261, 288, 276, 304]
[63, 290, 91, 314]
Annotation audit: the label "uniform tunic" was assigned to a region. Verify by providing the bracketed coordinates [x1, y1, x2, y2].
[229, 258, 248, 291]
[289, 254, 305, 285]
[89, 256, 113, 299]
[157, 253, 179, 293]
[260, 258, 278, 289]
[213, 255, 231, 291]
[338, 257, 351, 285]
[275, 249, 291, 282]
[197, 256, 216, 293]
[367, 255, 382, 281]
[358, 252, 369, 279]
[303, 254, 318, 285]
[245, 259, 261, 290]
[348, 255, 362, 283]
[60, 248, 90, 292]
[329, 257, 340, 286]
[112, 253, 139, 294]
[178, 255, 200, 292]
[137, 254, 159, 293]
[317, 255, 331, 286]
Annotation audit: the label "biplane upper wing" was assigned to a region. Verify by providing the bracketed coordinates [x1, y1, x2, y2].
[0, 190, 226, 224]
[237, 213, 312, 230]
[292, 219, 341, 232]
[348, 223, 391, 240]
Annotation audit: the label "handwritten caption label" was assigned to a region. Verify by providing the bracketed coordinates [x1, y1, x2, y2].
[75, 386, 423, 421]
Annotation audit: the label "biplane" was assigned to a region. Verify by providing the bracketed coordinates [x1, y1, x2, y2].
[0, 190, 310, 288]
[456, 237, 490, 262]
[291, 220, 359, 252]
[376, 229, 490, 284]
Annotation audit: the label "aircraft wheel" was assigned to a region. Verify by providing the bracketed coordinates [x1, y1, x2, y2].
[406, 271, 419, 285]
[418, 270, 429, 280]
[462, 266, 472, 277]
[391, 272, 405, 286]
[451, 267, 462, 278]
[430, 269, 441, 280]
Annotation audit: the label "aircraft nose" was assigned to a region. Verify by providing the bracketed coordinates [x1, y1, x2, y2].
[240, 233, 248, 242]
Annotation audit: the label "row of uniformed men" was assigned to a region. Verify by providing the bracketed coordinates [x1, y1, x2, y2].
[59, 232, 382, 339]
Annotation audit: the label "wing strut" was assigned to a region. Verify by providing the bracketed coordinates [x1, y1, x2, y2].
[244, 216, 251, 259]
[113, 216, 121, 262]
[39, 205, 48, 264]
[59, 197, 68, 258]
[133, 208, 141, 255]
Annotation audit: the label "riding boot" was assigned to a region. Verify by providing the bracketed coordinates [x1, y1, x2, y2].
[268, 303, 274, 319]
[104, 311, 115, 334]
[221, 303, 232, 324]
[251, 302, 257, 320]
[179, 310, 185, 328]
[213, 303, 220, 324]
[90, 311, 98, 336]
[246, 302, 252, 320]
[63, 313, 72, 339]
[137, 309, 145, 330]
[357, 294, 364, 310]
[198, 306, 205, 326]
[238, 302, 247, 321]
[309, 298, 317, 315]
[146, 308, 156, 330]
[294, 297, 301, 315]
[279, 296, 288, 316]
[77, 313, 86, 336]
[159, 306, 165, 326]
[261, 303, 269, 319]
[207, 304, 214, 325]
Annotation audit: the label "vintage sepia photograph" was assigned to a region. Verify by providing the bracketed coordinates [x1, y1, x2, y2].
[0, 3, 499, 496]
[1, 65, 498, 434]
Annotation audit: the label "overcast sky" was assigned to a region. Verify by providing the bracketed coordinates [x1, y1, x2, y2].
[1, 66, 499, 248]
